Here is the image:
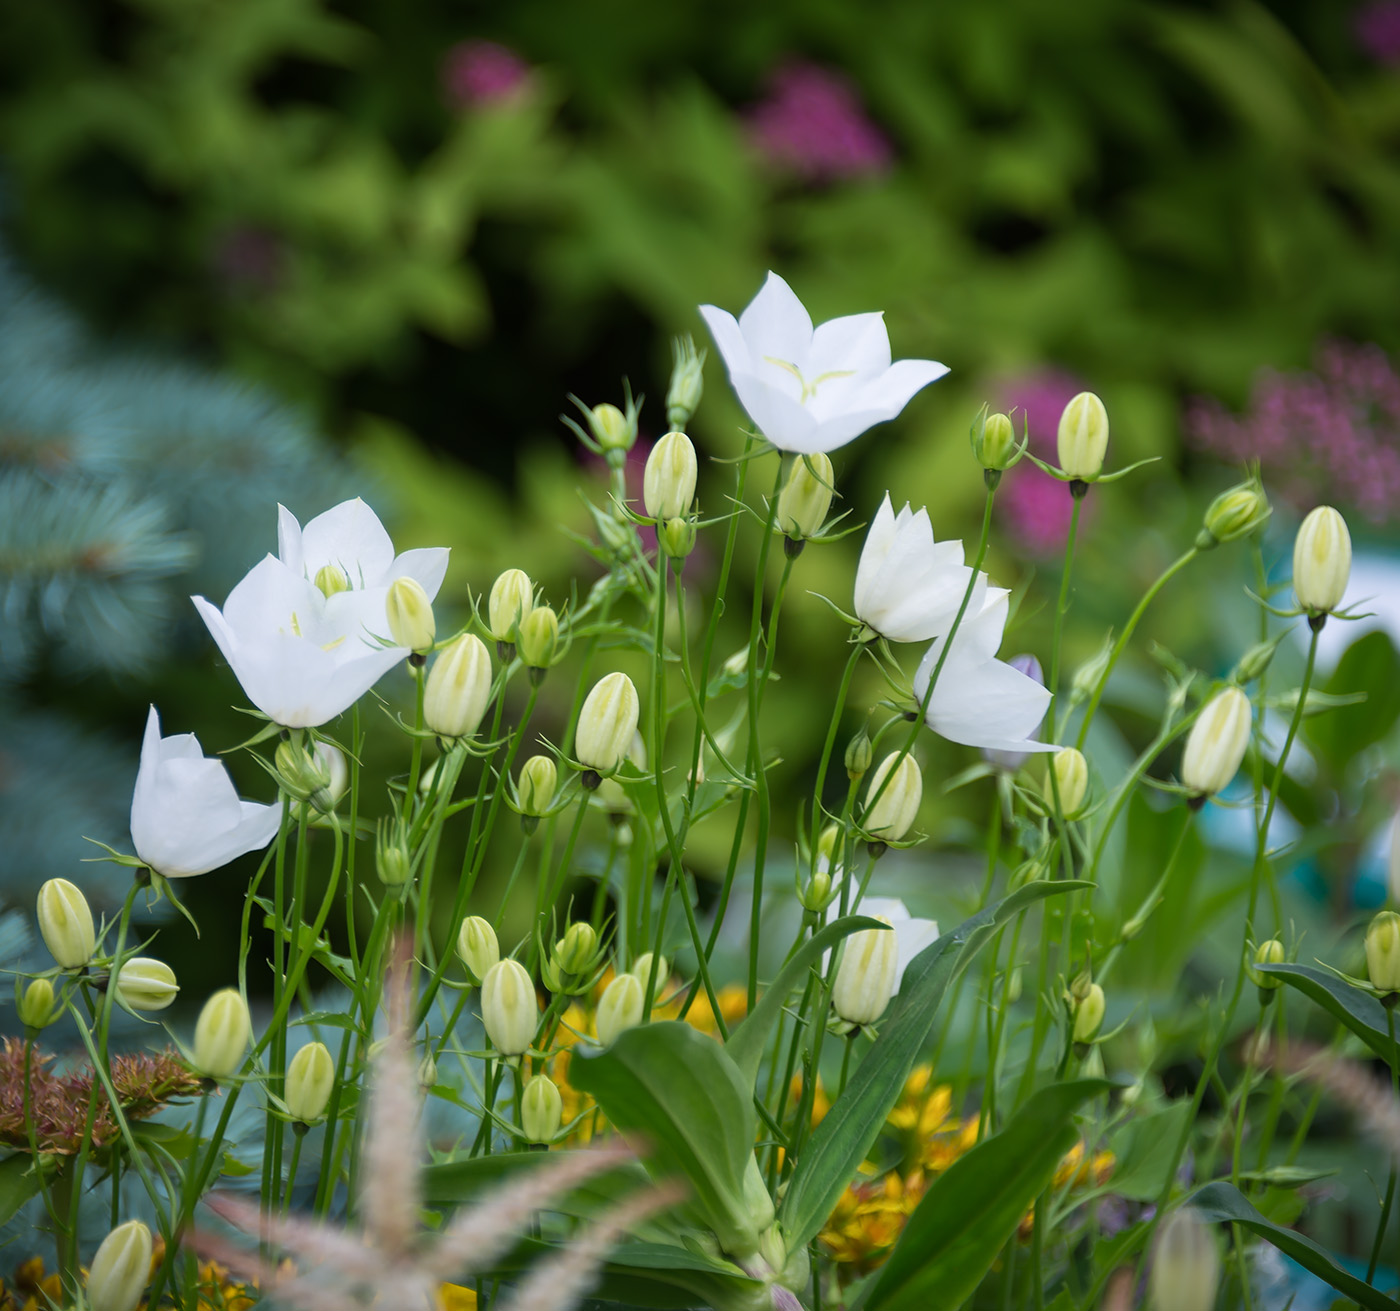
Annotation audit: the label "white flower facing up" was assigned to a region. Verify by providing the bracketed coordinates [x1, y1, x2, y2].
[130, 707, 280, 878]
[854, 494, 972, 642]
[699, 272, 949, 455]
[193, 499, 449, 727]
[912, 578, 1055, 755]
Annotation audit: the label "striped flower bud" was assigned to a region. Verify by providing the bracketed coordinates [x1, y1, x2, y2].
[1181, 687, 1252, 799]
[1044, 747, 1088, 819]
[1293, 506, 1351, 617]
[488, 569, 534, 644]
[775, 454, 834, 544]
[386, 577, 436, 652]
[863, 753, 922, 847]
[644, 432, 699, 521]
[37, 878, 95, 970]
[113, 957, 179, 1013]
[595, 973, 644, 1046]
[424, 634, 492, 739]
[87, 1220, 153, 1311]
[576, 672, 640, 778]
[193, 988, 251, 1079]
[456, 916, 500, 984]
[832, 920, 897, 1027]
[285, 1041, 335, 1123]
[481, 959, 537, 1056]
[1057, 392, 1109, 481]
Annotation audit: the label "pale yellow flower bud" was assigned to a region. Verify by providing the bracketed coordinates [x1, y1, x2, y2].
[644, 431, 698, 521]
[666, 336, 706, 430]
[1181, 687, 1252, 798]
[576, 672, 640, 777]
[863, 753, 922, 845]
[833, 920, 897, 1027]
[518, 606, 559, 670]
[87, 1220, 153, 1311]
[424, 634, 492, 738]
[386, 577, 436, 652]
[1044, 747, 1089, 818]
[522, 1073, 563, 1144]
[488, 569, 534, 643]
[517, 755, 558, 817]
[595, 973, 644, 1046]
[456, 916, 500, 984]
[285, 1041, 335, 1123]
[481, 959, 537, 1055]
[971, 411, 1017, 471]
[37, 878, 95, 970]
[1367, 912, 1400, 995]
[1247, 939, 1286, 990]
[193, 988, 251, 1079]
[1293, 505, 1351, 616]
[1072, 983, 1105, 1045]
[17, 978, 55, 1031]
[634, 952, 669, 988]
[775, 454, 834, 542]
[113, 957, 179, 1012]
[314, 564, 349, 598]
[1148, 1208, 1220, 1311]
[590, 402, 636, 452]
[554, 923, 598, 976]
[1057, 392, 1109, 480]
[1198, 478, 1270, 549]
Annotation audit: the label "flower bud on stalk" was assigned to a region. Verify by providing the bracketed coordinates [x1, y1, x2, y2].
[554, 922, 599, 977]
[595, 973, 644, 1046]
[1367, 911, 1400, 1003]
[425, 634, 492, 739]
[1057, 392, 1109, 489]
[1196, 477, 1270, 549]
[375, 819, 412, 889]
[285, 1041, 335, 1124]
[1181, 687, 1252, 804]
[576, 672, 640, 785]
[488, 569, 534, 655]
[522, 1073, 564, 1144]
[833, 921, 897, 1029]
[1231, 636, 1281, 686]
[590, 402, 636, 454]
[1149, 1208, 1221, 1311]
[863, 753, 922, 854]
[666, 336, 706, 430]
[775, 454, 834, 554]
[1293, 505, 1351, 624]
[37, 878, 95, 970]
[634, 953, 669, 991]
[418, 1052, 438, 1090]
[314, 564, 348, 598]
[386, 577, 436, 653]
[1072, 982, 1105, 1055]
[1248, 939, 1286, 1005]
[481, 959, 537, 1056]
[113, 958, 179, 1012]
[970, 410, 1017, 477]
[845, 725, 873, 781]
[310, 743, 349, 813]
[644, 432, 698, 521]
[800, 869, 832, 913]
[193, 988, 251, 1080]
[660, 517, 697, 559]
[457, 916, 500, 984]
[517, 606, 559, 677]
[1044, 747, 1088, 819]
[516, 755, 557, 834]
[17, 979, 55, 1032]
[87, 1219, 154, 1311]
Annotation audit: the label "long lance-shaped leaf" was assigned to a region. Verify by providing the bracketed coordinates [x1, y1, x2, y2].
[863, 1079, 1111, 1311]
[570, 1020, 763, 1258]
[726, 914, 884, 1090]
[1255, 962, 1394, 1060]
[778, 879, 1092, 1252]
[1191, 1181, 1400, 1311]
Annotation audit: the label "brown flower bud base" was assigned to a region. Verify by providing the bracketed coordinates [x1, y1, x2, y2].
[1069, 479, 1090, 500]
[783, 536, 806, 559]
[581, 769, 602, 791]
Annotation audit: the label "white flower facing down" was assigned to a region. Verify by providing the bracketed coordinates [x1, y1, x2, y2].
[913, 578, 1055, 755]
[699, 272, 949, 455]
[192, 499, 449, 727]
[130, 707, 280, 878]
[855, 494, 972, 642]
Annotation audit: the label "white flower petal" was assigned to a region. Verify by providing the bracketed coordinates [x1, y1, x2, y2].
[809, 312, 891, 382]
[697, 304, 752, 376]
[390, 547, 450, 600]
[729, 371, 819, 450]
[277, 504, 305, 577]
[298, 498, 396, 587]
[736, 271, 813, 366]
[925, 657, 1055, 753]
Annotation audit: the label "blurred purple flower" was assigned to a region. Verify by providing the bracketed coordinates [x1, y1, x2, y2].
[996, 371, 1094, 557]
[1358, 2, 1400, 63]
[443, 40, 532, 110]
[1186, 340, 1400, 524]
[747, 60, 894, 183]
[984, 654, 1044, 772]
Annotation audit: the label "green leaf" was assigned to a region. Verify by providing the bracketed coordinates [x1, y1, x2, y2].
[1102, 1100, 1193, 1201]
[779, 880, 1091, 1252]
[569, 1020, 763, 1257]
[1307, 631, 1400, 773]
[0, 1154, 41, 1224]
[1191, 1181, 1400, 1311]
[1254, 962, 1395, 1061]
[725, 914, 884, 1090]
[864, 1080, 1110, 1311]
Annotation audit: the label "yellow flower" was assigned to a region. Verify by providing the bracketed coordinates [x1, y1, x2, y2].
[682, 983, 750, 1035]
[820, 1170, 927, 1275]
[439, 1283, 479, 1311]
[886, 1067, 953, 1138]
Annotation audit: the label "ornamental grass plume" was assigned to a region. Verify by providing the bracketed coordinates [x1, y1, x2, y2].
[191, 940, 673, 1311]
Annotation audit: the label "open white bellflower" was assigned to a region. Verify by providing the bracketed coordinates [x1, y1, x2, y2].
[193, 499, 449, 727]
[913, 578, 1055, 754]
[699, 272, 948, 454]
[854, 493, 972, 642]
[130, 706, 280, 878]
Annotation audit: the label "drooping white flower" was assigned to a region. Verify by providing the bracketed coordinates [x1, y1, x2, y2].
[130, 707, 280, 877]
[913, 578, 1055, 754]
[854, 494, 971, 642]
[699, 272, 948, 455]
[193, 501, 449, 727]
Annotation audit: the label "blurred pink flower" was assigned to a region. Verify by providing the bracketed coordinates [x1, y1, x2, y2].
[1357, 2, 1400, 64]
[1186, 341, 1400, 524]
[996, 371, 1092, 557]
[443, 40, 532, 110]
[747, 61, 893, 183]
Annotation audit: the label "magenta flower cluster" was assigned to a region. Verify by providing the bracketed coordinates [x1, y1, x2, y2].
[1357, 1, 1400, 64]
[1186, 341, 1400, 524]
[746, 60, 893, 183]
[996, 370, 1095, 557]
[442, 39, 532, 110]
